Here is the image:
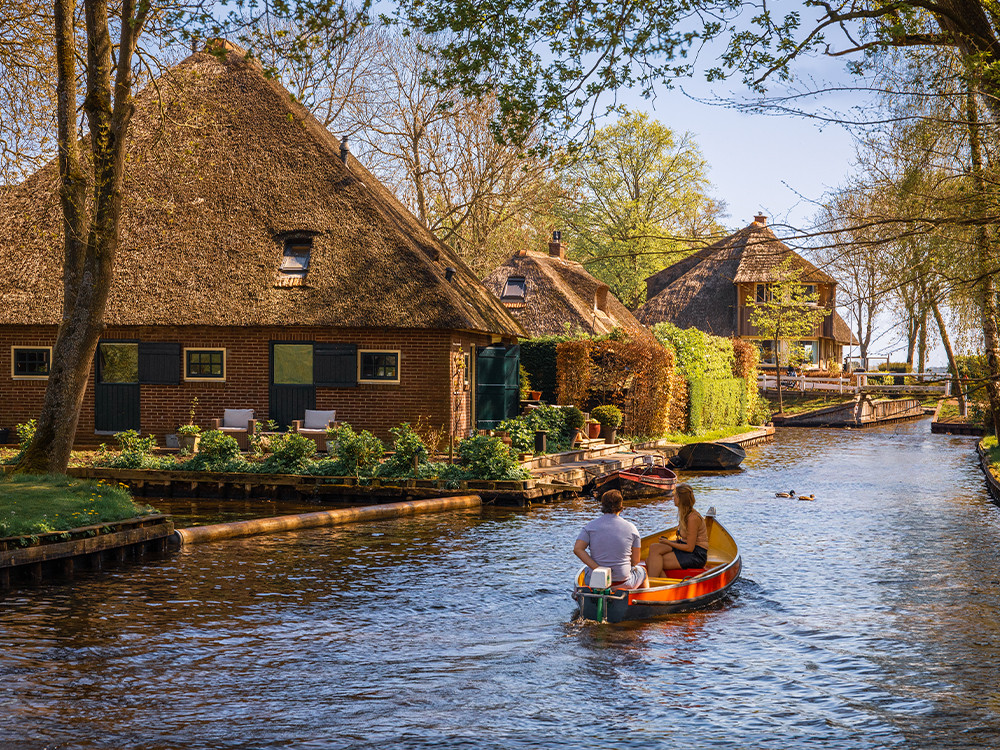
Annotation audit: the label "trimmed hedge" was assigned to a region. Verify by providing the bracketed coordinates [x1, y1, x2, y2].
[650, 322, 734, 380]
[688, 378, 748, 433]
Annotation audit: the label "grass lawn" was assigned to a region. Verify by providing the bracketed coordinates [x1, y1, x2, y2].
[0, 474, 158, 538]
[654, 424, 761, 445]
[982, 436, 1000, 480]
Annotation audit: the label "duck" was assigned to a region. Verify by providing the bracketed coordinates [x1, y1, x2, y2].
[798, 494, 816, 501]
[775, 490, 795, 498]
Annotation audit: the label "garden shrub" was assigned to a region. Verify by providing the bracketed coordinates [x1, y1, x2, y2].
[318, 423, 385, 477]
[688, 378, 748, 433]
[651, 322, 733, 380]
[497, 404, 570, 452]
[377, 423, 430, 478]
[176, 430, 244, 471]
[258, 432, 317, 474]
[591, 405, 623, 427]
[456, 435, 530, 481]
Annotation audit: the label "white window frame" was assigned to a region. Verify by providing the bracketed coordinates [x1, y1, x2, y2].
[11, 345, 52, 380]
[183, 347, 227, 382]
[358, 349, 401, 384]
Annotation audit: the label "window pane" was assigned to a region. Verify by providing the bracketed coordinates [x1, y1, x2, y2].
[186, 350, 225, 378]
[13, 348, 50, 377]
[273, 344, 313, 384]
[361, 352, 398, 380]
[502, 276, 526, 299]
[99, 343, 139, 383]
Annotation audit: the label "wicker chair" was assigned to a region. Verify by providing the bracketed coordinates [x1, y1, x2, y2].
[290, 409, 336, 452]
[209, 408, 256, 451]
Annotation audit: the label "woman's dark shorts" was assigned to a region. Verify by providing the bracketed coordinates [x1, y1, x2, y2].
[674, 545, 708, 568]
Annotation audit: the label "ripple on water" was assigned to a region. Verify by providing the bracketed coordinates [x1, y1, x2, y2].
[2, 420, 1000, 749]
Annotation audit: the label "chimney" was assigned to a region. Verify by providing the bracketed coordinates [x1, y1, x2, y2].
[548, 230, 565, 259]
[515, 247, 528, 257]
[754, 214, 767, 225]
[340, 136, 350, 164]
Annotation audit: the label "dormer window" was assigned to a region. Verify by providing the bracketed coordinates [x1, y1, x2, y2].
[502, 276, 526, 300]
[595, 285, 609, 313]
[280, 236, 312, 278]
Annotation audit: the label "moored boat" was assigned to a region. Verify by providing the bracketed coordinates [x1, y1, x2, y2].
[590, 456, 677, 499]
[668, 441, 746, 470]
[572, 509, 741, 623]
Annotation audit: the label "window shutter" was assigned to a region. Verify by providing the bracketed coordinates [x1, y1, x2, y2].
[314, 343, 357, 387]
[138, 342, 181, 384]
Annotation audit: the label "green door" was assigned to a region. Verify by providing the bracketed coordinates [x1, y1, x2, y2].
[270, 342, 317, 429]
[95, 342, 140, 433]
[475, 345, 520, 429]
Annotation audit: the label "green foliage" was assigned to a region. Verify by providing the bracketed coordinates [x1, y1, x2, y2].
[563, 406, 585, 430]
[93, 429, 167, 469]
[590, 405, 623, 428]
[747, 258, 830, 362]
[177, 424, 202, 436]
[115, 429, 157, 455]
[558, 111, 723, 308]
[377, 423, 431, 478]
[521, 334, 591, 403]
[258, 432, 317, 474]
[176, 430, 244, 471]
[519, 363, 532, 401]
[16, 419, 36, 446]
[747, 391, 773, 425]
[497, 404, 570, 451]
[651, 322, 734, 380]
[320, 423, 385, 477]
[456, 435, 530, 481]
[951, 355, 989, 379]
[0, 474, 156, 537]
[688, 378, 748, 433]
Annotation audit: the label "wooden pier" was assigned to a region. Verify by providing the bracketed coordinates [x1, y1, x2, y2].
[64, 467, 577, 507]
[0, 514, 174, 589]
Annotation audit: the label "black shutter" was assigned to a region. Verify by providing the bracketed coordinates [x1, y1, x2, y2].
[138, 342, 181, 384]
[314, 343, 357, 387]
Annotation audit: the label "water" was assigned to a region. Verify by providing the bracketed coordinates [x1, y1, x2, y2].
[2, 419, 998, 749]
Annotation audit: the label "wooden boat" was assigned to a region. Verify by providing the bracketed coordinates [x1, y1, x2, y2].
[668, 441, 746, 470]
[572, 510, 741, 623]
[590, 456, 677, 499]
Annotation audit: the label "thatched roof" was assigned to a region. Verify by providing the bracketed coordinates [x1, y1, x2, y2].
[482, 247, 657, 344]
[0, 45, 523, 336]
[637, 218, 855, 344]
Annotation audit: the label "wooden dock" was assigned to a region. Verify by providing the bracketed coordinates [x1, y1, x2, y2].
[771, 397, 924, 428]
[64, 467, 577, 507]
[0, 514, 174, 589]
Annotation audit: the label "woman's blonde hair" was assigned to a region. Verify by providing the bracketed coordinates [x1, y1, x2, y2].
[674, 483, 696, 529]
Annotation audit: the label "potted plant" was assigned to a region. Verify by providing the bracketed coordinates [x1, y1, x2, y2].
[563, 406, 585, 447]
[591, 405, 623, 443]
[177, 397, 202, 452]
[587, 420, 602, 439]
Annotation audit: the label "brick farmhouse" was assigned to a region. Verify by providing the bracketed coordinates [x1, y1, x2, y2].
[0, 44, 524, 446]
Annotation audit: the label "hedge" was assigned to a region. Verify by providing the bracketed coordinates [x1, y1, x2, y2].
[650, 322, 734, 380]
[688, 378, 748, 433]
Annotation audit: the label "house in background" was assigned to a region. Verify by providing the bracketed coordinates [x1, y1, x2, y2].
[636, 215, 856, 369]
[0, 42, 525, 445]
[482, 234, 657, 345]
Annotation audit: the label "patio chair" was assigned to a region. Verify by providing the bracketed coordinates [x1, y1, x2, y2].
[209, 408, 256, 450]
[291, 409, 336, 452]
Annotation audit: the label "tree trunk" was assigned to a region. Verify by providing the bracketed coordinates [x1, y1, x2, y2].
[923, 279, 967, 416]
[14, 0, 145, 474]
[775, 336, 783, 414]
[967, 83, 1000, 439]
[916, 307, 928, 374]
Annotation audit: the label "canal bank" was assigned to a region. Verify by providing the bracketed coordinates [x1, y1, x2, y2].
[3, 417, 998, 749]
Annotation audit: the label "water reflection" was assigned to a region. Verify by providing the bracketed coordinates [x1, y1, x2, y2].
[1, 419, 999, 748]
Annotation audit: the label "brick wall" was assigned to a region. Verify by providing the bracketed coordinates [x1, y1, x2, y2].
[0, 325, 502, 447]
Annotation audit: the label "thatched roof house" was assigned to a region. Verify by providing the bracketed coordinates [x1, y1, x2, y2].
[637, 216, 856, 369]
[482, 237, 656, 344]
[0, 43, 525, 442]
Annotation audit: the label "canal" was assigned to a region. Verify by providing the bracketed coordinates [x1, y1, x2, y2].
[1, 418, 998, 749]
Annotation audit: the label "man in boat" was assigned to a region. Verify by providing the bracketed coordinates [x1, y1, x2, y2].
[573, 490, 649, 589]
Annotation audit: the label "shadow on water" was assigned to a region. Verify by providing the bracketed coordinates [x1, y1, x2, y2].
[1, 418, 999, 749]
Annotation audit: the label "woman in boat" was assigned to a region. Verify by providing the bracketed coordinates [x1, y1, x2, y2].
[574, 490, 649, 589]
[645, 483, 709, 577]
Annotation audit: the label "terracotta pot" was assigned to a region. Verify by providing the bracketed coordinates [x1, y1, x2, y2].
[529, 390, 542, 401]
[587, 423, 601, 439]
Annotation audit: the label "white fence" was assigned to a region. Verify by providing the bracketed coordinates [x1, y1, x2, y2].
[758, 371, 951, 396]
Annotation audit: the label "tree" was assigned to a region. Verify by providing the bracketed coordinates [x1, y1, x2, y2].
[14, 0, 154, 474]
[748, 258, 831, 414]
[558, 111, 724, 308]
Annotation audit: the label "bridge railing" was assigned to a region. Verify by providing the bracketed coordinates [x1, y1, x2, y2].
[758, 372, 951, 396]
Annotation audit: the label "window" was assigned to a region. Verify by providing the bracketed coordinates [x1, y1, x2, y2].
[755, 284, 770, 303]
[359, 350, 400, 383]
[280, 236, 312, 278]
[273, 344, 314, 385]
[501, 276, 526, 300]
[755, 340, 777, 365]
[796, 341, 819, 365]
[98, 343, 139, 383]
[184, 348, 226, 381]
[12, 346, 51, 379]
